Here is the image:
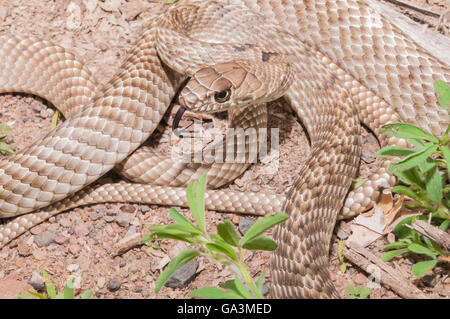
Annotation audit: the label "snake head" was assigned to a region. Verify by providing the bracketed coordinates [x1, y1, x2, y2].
[178, 61, 292, 114]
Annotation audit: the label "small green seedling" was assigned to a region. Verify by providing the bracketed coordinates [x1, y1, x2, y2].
[377, 80, 450, 277]
[345, 285, 371, 299]
[19, 269, 92, 299]
[0, 124, 14, 156]
[144, 173, 288, 299]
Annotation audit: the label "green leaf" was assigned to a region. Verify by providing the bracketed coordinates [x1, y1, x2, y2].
[392, 185, 423, 204]
[441, 145, 450, 177]
[81, 289, 93, 299]
[411, 260, 437, 277]
[389, 144, 438, 173]
[240, 212, 288, 247]
[63, 277, 74, 299]
[351, 178, 365, 190]
[0, 143, 14, 155]
[232, 276, 254, 299]
[434, 80, 450, 109]
[377, 146, 416, 157]
[393, 215, 428, 239]
[163, 0, 180, 4]
[394, 167, 425, 188]
[359, 288, 371, 299]
[42, 269, 57, 299]
[206, 242, 238, 261]
[169, 208, 201, 234]
[439, 219, 449, 231]
[381, 123, 439, 143]
[190, 286, 243, 299]
[384, 241, 409, 250]
[23, 290, 47, 299]
[424, 164, 442, 202]
[18, 294, 33, 299]
[155, 249, 198, 293]
[50, 110, 59, 130]
[381, 248, 409, 262]
[217, 220, 239, 247]
[186, 174, 206, 232]
[408, 243, 437, 259]
[255, 271, 266, 292]
[242, 235, 277, 251]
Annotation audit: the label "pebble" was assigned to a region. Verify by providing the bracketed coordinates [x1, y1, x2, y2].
[116, 212, 131, 227]
[140, 205, 150, 213]
[68, 244, 81, 255]
[90, 212, 102, 221]
[67, 264, 80, 273]
[135, 287, 142, 293]
[0, 6, 10, 21]
[17, 241, 32, 257]
[97, 277, 106, 288]
[353, 273, 367, 285]
[30, 225, 45, 235]
[125, 225, 137, 238]
[34, 230, 57, 247]
[250, 184, 260, 192]
[107, 279, 121, 292]
[104, 216, 114, 223]
[261, 284, 269, 297]
[32, 250, 46, 260]
[120, 205, 136, 214]
[74, 224, 89, 237]
[238, 218, 255, 235]
[59, 218, 72, 228]
[336, 228, 349, 240]
[28, 271, 45, 291]
[422, 275, 437, 288]
[165, 260, 199, 289]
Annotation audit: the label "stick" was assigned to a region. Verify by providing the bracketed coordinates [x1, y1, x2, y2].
[382, 0, 441, 17]
[343, 241, 428, 299]
[406, 220, 450, 251]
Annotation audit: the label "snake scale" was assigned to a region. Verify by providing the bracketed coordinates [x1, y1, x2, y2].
[0, 0, 449, 298]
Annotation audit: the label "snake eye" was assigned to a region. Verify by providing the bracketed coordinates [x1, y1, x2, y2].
[214, 89, 231, 103]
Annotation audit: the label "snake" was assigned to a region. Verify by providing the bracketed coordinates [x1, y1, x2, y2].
[0, 0, 448, 298]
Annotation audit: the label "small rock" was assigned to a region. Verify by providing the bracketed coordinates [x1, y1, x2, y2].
[68, 244, 81, 255]
[0, 6, 10, 21]
[353, 273, 367, 285]
[74, 224, 89, 237]
[119, 261, 127, 268]
[90, 212, 102, 221]
[28, 271, 45, 291]
[250, 184, 260, 192]
[54, 234, 69, 245]
[125, 225, 137, 238]
[238, 218, 255, 235]
[104, 216, 114, 223]
[140, 205, 150, 213]
[165, 260, 199, 289]
[107, 279, 121, 292]
[17, 241, 32, 257]
[422, 275, 437, 288]
[261, 284, 269, 297]
[122, 0, 143, 21]
[232, 215, 240, 225]
[120, 205, 136, 214]
[336, 228, 349, 240]
[39, 108, 54, 119]
[116, 212, 132, 227]
[32, 249, 46, 260]
[34, 230, 57, 247]
[30, 101, 44, 113]
[67, 264, 80, 273]
[97, 277, 106, 288]
[30, 225, 45, 235]
[59, 218, 72, 228]
[135, 287, 142, 293]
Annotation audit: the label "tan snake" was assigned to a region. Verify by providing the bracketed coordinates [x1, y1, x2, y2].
[0, 0, 449, 298]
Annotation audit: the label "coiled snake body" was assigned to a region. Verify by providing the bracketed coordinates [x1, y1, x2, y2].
[0, 0, 449, 298]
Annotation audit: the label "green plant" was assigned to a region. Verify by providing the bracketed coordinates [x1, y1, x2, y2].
[338, 240, 347, 273]
[377, 80, 450, 277]
[19, 269, 92, 299]
[0, 124, 14, 156]
[50, 110, 59, 131]
[345, 285, 371, 299]
[143, 173, 288, 299]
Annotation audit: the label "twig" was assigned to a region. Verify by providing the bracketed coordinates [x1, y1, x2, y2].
[382, 0, 441, 17]
[406, 220, 450, 251]
[343, 241, 427, 299]
[112, 232, 144, 256]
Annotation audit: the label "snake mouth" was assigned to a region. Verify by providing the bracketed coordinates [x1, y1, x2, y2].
[172, 106, 186, 136]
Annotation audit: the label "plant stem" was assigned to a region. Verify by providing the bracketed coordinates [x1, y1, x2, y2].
[237, 248, 264, 299]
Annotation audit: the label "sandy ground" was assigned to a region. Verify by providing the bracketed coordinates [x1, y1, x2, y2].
[0, 0, 448, 299]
